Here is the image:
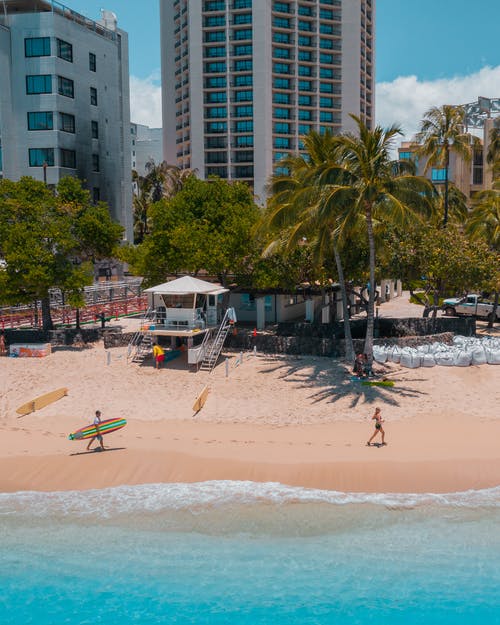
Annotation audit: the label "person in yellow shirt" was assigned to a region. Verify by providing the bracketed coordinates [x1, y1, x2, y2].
[152, 343, 165, 369]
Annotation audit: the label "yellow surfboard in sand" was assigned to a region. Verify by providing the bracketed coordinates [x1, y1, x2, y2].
[16, 387, 68, 417]
[192, 386, 209, 413]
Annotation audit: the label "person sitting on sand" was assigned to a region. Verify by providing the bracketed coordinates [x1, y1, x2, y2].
[366, 407, 386, 446]
[86, 410, 106, 451]
[153, 343, 165, 369]
[353, 353, 365, 377]
[362, 353, 372, 378]
[0, 332, 6, 356]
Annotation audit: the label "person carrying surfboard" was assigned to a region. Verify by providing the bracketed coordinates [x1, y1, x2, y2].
[86, 410, 106, 451]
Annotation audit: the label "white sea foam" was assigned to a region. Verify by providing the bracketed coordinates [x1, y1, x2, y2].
[1, 481, 500, 518]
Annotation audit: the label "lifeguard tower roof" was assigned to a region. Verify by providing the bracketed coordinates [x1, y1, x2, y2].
[144, 276, 228, 296]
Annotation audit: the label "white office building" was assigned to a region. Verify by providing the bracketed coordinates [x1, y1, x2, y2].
[160, 0, 374, 200]
[130, 123, 163, 176]
[0, 0, 133, 241]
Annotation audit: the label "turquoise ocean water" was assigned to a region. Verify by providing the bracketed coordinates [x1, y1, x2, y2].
[1, 481, 499, 624]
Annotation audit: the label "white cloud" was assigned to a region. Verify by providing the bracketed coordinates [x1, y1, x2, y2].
[129, 74, 162, 128]
[376, 65, 500, 142]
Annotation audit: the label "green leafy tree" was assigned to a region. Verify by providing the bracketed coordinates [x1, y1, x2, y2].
[0, 177, 123, 330]
[415, 105, 478, 226]
[123, 176, 260, 287]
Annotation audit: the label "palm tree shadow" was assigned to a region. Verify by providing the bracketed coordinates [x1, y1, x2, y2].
[259, 356, 427, 409]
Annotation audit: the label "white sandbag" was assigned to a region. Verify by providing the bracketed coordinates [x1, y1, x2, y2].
[485, 348, 500, 365]
[453, 350, 472, 367]
[435, 352, 455, 366]
[471, 346, 487, 366]
[373, 345, 387, 363]
[387, 345, 401, 363]
[421, 353, 436, 367]
[453, 336, 466, 346]
[400, 349, 421, 368]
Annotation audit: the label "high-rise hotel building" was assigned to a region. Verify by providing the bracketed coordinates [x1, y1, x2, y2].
[160, 0, 374, 199]
[0, 1, 133, 240]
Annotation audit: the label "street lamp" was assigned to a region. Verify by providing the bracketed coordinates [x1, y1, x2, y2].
[42, 161, 47, 186]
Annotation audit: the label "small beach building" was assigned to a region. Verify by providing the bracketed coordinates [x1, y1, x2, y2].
[129, 276, 232, 370]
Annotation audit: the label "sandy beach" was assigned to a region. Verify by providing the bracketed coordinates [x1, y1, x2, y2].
[1, 331, 499, 494]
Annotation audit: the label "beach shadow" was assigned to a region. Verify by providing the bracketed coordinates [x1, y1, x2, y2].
[259, 356, 428, 408]
[69, 447, 126, 456]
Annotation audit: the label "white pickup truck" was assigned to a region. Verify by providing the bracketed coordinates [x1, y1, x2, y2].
[442, 294, 500, 321]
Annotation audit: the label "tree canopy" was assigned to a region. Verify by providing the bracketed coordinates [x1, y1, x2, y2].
[0, 176, 123, 328]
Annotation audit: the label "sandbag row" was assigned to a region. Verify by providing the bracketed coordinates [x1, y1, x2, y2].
[373, 336, 500, 368]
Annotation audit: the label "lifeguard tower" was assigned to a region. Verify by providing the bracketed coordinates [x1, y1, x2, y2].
[127, 276, 235, 371]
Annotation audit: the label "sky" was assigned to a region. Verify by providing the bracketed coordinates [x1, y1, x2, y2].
[67, 0, 500, 140]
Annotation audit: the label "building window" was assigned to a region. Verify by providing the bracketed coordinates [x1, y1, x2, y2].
[320, 96, 333, 107]
[206, 121, 227, 133]
[273, 17, 290, 28]
[298, 80, 312, 91]
[25, 37, 51, 57]
[59, 112, 75, 133]
[27, 112, 53, 131]
[205, 0, 225, 9]
[57, 39, 73, 62]
[273, 62, 290, 74]
[320, 111, 333, 122]
[235, 59, 252, 72]
[273, 47, 290, 59]
[235, 135, 253, 147]
[29, 148, 54, 167]
[205, 62, 226, 73]
[399, 151, 412, 160]
[234, 165, 254, 178]
[92, 187, 100, 204]
[206, 76, 227, 88]
[58, 76, 74, 98]
[205, 15, 225, 27]
[207, 91, 227, 103]
[233, 0, 251, 8]
[298, 124, 311, 135]
[205, 31, 226, 42]
[234, 90, 253, 102]
[233, 13, 252, 24]
[274, 2, 291, 13]
[234, 29, 252, 40]
[91, 121, 99, 139]
[234, 44, 252, 56]
[274, 122, 290, 133]
[298, 94, 312, 106]
[298, 109, 312, 120]
[274, 107, 290, 119]
[60, 148, 76, 168]
[205, 46, 226, 58]
[235, 74, 252, 86]
[26, 75, 52, 94]
[92, 154, 100, 172]
[298, 65, 312, 76]
[274, 137, 290, 149]
[274, 92, 290, 104]
[235, 105, 252, 117]
[235, 120, 253, 132]
[431, 168, 447, 182]
[90, 87, 98, 105]
[274, 77, 291, 89]
[273, 32, 290, 44]
[89, 52, 97, 72]
[206, 106, 227, 118]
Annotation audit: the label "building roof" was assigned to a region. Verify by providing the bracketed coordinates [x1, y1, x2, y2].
[144, 276, 228, 295]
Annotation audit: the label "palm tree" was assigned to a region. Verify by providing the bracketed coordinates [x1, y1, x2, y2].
[264, 131, 355, 363]
[486, 126, 500, 182]
[415, 105, 478, 226]
[331, 116, 434, 360]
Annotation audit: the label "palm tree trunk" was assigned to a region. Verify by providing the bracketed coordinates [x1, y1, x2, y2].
[41, 296, 53, 332]
[333, 244, 354, 363]
[363, 206, 376, 362]
[443, 147, 450, 227]
[488, 291, 499, 328]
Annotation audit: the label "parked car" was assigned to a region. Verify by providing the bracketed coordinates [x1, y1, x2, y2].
[442, 294, 500, 321]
